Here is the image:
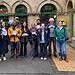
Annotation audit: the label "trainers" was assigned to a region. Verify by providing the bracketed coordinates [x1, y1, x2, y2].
[63, 57, 68, 62]
[59, 57, 62, 61]
[41, 57, 43, 60]
[3, 57, 6, 61]
[44, 58, 47, 60]
[0, 59, 2, 61]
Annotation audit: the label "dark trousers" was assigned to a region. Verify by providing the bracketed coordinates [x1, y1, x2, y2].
[20, 36, 28, 57]
[49, 37, 57, 56]
[40, 43, 47, 58]
[20, 42, 27, 56]
[0, 36, 8, 57]
[3, 36, 8, 54]
[0, 54, 5, 57]
[11, 42, 19, 57]
[32, 39, 38, 57]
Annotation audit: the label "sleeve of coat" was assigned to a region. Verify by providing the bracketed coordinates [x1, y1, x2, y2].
[64, 28, 69, 41]
[8, 28, 12, 37]
[17, 29, 22, 37]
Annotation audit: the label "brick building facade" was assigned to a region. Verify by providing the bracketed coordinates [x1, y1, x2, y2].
[0, 0, 75, 40]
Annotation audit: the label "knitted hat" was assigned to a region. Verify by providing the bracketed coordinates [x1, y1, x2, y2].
[49, 18, 54, 22]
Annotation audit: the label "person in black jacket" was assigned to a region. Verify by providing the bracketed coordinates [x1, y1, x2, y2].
[20, 22, 32, 57]
[30, 24, 38, 58]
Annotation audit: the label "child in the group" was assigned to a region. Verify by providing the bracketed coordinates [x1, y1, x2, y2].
[55, 21, 69, 61]
[39, 23, 47, 60]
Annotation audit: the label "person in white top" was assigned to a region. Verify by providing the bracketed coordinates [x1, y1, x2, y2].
[39, 23, 47, 60]
[0, 21, 8, 61]
[8, 17, 14, 26]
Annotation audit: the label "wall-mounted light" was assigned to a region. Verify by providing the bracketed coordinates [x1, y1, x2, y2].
[54, 15, 57, 18]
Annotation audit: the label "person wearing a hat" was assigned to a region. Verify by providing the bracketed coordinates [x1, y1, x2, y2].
[47, 18, 57, 58]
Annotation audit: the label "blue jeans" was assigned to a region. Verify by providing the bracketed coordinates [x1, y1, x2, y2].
[57, 41, 67, 58]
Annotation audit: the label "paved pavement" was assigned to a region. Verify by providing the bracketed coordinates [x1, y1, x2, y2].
[0, 57, 75, 75]
[0, 43, 74, 75]
[53, 46, 75, 71]
[69, 41, 75, 48]
[0, 57, 54, 73]
[0, 43, 56, 74]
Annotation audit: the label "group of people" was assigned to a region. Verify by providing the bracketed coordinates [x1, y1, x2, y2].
[0, 17, 69, 62]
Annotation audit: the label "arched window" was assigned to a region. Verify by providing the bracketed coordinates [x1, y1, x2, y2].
[0, 5, 8, 14]
[0, 5, 8, 27]
[67, 1, 73, 37]
[40, 4, 57, 24]
[67, 1, 73, 10]
[15, 4, 28, 24]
